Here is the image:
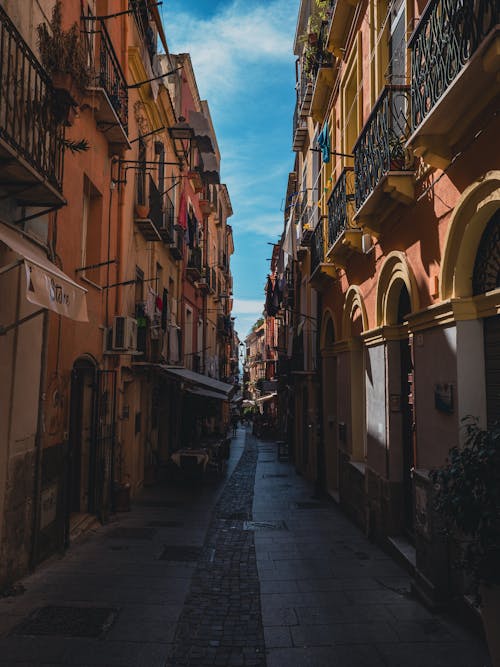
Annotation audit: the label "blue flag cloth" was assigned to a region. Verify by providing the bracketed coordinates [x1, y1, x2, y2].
[317, 123, 330, 163]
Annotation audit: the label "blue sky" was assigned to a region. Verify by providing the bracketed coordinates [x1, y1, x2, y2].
[160, 0, 299, 339]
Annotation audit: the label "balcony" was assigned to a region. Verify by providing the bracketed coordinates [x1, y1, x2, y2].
[186, 246, 202, 281]
[129, 0, 156, 66]
[408, 0, 499, 169]
[86, 20, 129, 147]
[134, 176, 163, 241]
[327, 0, 361, 58]
[326, 167, 361, 266]
[297, 68, 314, 117]
[292, 104, 308, 151]
[309, 21, 336, 123]
[169, 227, 184, 260]
[158, 194, 175, 243]
[309, 219, 336, 290]
[0, 6, 65, 207]
[354, 85, 414, 234]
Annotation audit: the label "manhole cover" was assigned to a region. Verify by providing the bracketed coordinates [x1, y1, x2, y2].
[243, 520, 287, 531]
[106, 527, 156, 540]
[263, 474, 289, 479]
[295, 501, 327, 509]
[159, 545, 202, 562]
[12, 606, 118, 638]
[147, 520, 184, 528]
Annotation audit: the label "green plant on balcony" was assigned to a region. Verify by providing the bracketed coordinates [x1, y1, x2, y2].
[430, 417, 500, 590]
[37, 0, 90, 103]
[430, 417, 500, 663]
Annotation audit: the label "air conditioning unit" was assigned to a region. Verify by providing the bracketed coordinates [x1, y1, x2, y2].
[112, 316, 138, 351]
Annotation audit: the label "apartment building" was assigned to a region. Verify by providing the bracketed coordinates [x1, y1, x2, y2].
[275, 0, 499, 607]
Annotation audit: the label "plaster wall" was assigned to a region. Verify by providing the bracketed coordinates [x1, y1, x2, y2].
[365, 343, 387, 477]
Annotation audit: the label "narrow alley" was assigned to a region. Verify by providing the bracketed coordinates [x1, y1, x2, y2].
[0, 427, 490, 667]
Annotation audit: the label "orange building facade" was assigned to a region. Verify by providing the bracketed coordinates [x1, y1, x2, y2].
[0, 0, 236, 588]
[273, 0, 500, 610]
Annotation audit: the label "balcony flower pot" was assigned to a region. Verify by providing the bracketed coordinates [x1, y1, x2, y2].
[430, 417, 500, 665]
[308, 32, 318, 45]
[135, 203, 149, 219]
[37, 1, 90, 106]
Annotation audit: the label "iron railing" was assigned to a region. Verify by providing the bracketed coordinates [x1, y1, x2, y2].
[148, 175, 163, 232]
[327, 167, 356, 249]
[129, 0, 156, 62]
[309, 20, 334, 82]
[310, 219, 325, 274]
[159, 193, 175, 243]
[93, 20, 128, 132]
[353, 85, 412, 211]
[0, 6, 64, 194]
[187, 246, 202, 271]
[409, 0, 498, 132]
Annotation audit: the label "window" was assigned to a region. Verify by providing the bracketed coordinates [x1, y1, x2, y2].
[388, 0, 406, 84]
[341, 44, 361, 167]
[81, 177, 103, 286]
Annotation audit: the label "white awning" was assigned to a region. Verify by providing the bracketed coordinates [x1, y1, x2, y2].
[0, 221, 88, 322]
[162, 365, 236, 397]
[186, 386, 228, 401]
[255, 392, 277, 404]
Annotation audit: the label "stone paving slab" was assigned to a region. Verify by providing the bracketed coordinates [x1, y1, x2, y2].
[253, 438, 492, 667]
[0, 428, 493, 666]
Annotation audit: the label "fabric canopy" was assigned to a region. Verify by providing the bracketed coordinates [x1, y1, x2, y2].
[163, 365, 236, 397]
[0, 221, 88, 322]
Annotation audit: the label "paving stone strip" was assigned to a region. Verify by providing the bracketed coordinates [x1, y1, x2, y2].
[169, 432, 266, 667]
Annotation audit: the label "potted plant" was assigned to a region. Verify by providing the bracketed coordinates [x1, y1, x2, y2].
[37, 1, 90, 109]
[430, 417, 500, 665]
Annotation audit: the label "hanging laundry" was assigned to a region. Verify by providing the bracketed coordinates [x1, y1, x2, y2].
[317, 123, 330, 163]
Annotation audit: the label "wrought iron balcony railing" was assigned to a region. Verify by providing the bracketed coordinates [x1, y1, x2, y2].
[292, 103, 308, 151]
[159, 193, 175, 243]
[310, 219, 325, 275]
[129, 0, 156, 63]
[327, 167, 356, 249]
[409, 0, 498, 133]
[309, 20, 334, 82]
[92, 20, 128, 133]
[0, 5, 64, 204]
[354, 85, 412, 212]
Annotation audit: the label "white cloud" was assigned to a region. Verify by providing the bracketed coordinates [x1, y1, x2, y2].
[164, 0, 296, 100]
[232, 299, 265, 314]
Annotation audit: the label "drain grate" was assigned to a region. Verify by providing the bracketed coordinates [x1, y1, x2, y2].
[159, 545, 203, 562]
[259, 459, 276, 463]
[263, 474, 289, 479]
[147, 520, 184, 528]
[295, 501, 327, 510]
[12, 606, 118, 638]
[106, 527, 156, 540]
[243, 520, 287, 531]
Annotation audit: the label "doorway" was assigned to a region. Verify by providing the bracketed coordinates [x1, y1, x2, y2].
[68, 359, 96, 517]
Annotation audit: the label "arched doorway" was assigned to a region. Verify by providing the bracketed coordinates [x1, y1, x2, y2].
[472, 210, 500, 429]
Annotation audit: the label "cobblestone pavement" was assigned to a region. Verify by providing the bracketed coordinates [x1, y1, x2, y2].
[169, 431, 265, 666]
[0, 426, 493, 666]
